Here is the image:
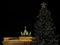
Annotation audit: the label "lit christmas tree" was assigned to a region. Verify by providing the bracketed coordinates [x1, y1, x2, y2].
[33, 2, 59, 45]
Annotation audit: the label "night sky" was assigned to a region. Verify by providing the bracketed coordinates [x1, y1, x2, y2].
[0, 0, 60, 43]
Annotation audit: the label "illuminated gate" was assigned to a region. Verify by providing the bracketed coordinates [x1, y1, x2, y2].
[2, 26, 36, 45]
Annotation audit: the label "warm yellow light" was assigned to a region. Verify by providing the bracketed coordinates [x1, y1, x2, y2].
[19, 40, 32, 42]
[19, 37, 33, 39]
[3, 37, 33, 42]
[4, 40, 32, 42]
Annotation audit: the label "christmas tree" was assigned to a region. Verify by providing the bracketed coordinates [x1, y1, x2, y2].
[33, 2, 59, 45]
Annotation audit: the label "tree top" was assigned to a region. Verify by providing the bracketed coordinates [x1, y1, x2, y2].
[41, 2, 46, 9]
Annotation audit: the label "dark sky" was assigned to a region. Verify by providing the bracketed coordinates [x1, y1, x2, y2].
[0, 0, 60, 39]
